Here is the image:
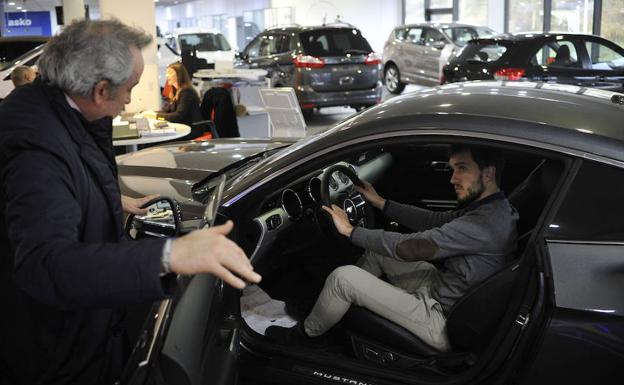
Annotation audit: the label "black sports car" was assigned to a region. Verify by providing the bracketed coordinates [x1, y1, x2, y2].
[442, 33, 624, 92]
[117, 81, 624, 385]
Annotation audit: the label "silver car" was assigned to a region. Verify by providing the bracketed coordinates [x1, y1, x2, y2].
[382, 22, 495, 93]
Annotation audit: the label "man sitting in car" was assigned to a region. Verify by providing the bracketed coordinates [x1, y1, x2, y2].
[267, 145, 518, 351]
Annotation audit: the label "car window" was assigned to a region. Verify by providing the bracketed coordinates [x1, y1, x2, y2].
[585, 41, 624, 70]
[442, 27, 495, 47]
[422, 28, 447, 46]
[300, 28, 372, 57]
[455, 42, 508, 62]
[533, 40, 580, 68]
[394, 28, 408, 41]
[406, 27, 423, 44]
[178, 33, 230, 52]
[245, 37, 262, 59]
[546, 161, 624, 242]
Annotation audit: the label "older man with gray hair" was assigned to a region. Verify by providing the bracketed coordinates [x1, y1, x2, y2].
[0, 19, 260, 385]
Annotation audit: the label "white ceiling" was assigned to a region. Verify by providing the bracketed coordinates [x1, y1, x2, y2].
[1, 0, 194, 13]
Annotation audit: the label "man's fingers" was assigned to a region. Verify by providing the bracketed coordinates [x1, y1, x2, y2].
[213, 220, 234, 235]
[213, 265, 247, 289]
[321, 205, 333, 214]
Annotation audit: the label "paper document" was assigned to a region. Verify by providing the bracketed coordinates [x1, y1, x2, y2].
[241, 285, 297, 335]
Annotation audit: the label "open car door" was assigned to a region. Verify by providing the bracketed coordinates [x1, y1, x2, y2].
[120, 175, 240, 385]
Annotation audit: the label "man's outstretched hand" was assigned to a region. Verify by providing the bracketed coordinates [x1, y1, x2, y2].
[170, 220, 261, 289]
[322, 204, 354, 237]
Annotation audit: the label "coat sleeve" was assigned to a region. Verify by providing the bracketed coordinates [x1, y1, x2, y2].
[350, 210, 493, 262]
[157, 88, 199, 124]
[382, 200, 462, 232]
[3, 149, 172, 310]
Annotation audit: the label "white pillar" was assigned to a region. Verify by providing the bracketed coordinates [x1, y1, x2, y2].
[98, 0, 160, 113]
[62, 0, 85, 24]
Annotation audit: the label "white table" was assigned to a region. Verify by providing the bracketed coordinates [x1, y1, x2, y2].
[113, 123, 191, 153]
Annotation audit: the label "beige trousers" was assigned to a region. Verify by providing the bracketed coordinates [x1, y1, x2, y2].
[303, 250, 450, 351]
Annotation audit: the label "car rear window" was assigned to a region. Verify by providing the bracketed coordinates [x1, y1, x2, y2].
[442, 26, 496, 46]
[300, 28, 372, 57]
[456, 41, 510, 63]
[177, 33, 231, 52]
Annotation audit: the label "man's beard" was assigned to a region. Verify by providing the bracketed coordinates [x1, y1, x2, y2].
[457, 179, 485, 208]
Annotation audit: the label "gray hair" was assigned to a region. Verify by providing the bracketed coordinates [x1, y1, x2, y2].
[38, 19, 152, 97]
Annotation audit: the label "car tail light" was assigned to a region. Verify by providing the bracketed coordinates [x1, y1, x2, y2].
[294, 54, 325, 68]
[365, 52, 382, 65]
[300, 103, 315, 109]
[494, 68, 526, 81]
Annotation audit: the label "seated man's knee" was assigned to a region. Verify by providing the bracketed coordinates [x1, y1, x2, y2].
[326, 265, 365, 292]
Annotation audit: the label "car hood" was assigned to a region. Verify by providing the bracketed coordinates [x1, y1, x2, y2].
[117, 138, 294, 217]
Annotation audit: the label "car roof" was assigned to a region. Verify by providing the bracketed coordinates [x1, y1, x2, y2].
[479, 32, 611, 43]
[327, 81, 624, 164]
[397, 22, 491, 29]
[266, 24, 361, 33]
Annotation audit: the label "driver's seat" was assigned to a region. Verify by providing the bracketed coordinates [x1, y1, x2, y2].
[343, 258, 522, 369]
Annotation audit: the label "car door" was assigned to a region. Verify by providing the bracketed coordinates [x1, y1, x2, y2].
[399, 26, 425, 81]
[120, 177, 240, 385]
[521, 159, 624, 384]
[579, 36, 624, 91]
[419, 27, 450, 84]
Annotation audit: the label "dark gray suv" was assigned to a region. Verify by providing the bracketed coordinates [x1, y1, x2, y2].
[237, 24, 382, 118]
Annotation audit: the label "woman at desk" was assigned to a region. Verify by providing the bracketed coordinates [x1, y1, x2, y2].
[157, 62, 202, 126]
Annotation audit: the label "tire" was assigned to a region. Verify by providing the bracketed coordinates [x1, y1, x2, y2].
[384, 64, 406, 94]
[301, 108, 314, 121]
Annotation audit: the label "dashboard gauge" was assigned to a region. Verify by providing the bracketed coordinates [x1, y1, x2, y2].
[308, 177, 322, 203]
[337, 171, 350, 184]
[281, 189, 303, 220]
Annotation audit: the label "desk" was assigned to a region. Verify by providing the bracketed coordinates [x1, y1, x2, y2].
[113, 123, 191, 153]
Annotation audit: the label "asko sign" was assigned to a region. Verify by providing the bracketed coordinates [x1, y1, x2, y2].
[3, 12, 52, 36]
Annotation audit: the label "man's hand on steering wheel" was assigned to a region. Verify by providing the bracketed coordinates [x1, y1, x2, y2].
[354, 180, 386, 210]
[322, 204, 353, 238]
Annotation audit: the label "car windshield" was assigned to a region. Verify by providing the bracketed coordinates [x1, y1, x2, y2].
[300, 28, 372, 57]
[455, 41, 510, 63]
[442, 27, 496, 46]
[176, 33, 231, 52]
[0, 45, 43, 71]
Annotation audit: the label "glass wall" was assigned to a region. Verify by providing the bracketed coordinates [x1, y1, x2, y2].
[602, 0, 624, 47]
[405, 0, 425, 24]
[459, 0, 488, 26]
[551, 0, 593, 33]
[508, 0, 544, 32]
[431, 0, 453, 7]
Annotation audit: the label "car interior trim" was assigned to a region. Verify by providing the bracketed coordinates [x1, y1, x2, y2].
[223, 129, 624, 208]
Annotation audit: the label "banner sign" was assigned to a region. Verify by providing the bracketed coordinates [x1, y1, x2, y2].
[4, 11, 52, 36]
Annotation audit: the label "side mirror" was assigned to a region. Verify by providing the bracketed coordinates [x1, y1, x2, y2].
[432, 41, 446, 50]
[125, 197, 182, 240]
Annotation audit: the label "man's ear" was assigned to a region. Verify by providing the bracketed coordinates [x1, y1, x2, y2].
[92, 79, 111, 105]
[484, 165, 496, 184]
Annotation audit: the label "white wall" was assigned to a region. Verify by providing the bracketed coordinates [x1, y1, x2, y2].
[271, 0, 402, 53]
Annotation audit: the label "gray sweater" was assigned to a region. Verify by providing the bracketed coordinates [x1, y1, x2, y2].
[350, 192, 519, 313]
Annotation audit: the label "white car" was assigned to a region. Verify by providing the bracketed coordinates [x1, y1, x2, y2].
[0, 44, 45, 99]
[158, 30, 235, 87]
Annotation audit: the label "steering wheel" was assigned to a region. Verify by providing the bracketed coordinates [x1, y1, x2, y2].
[320, 164, 374, 237]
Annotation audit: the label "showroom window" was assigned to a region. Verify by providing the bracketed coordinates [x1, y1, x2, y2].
[458, 0, 488, 26]
[585, 40, 624, 70]
[601, 0, 624, 47]
[508, 0, 544, 33]
[551, 0, 593, 33]
[405, 0, 426, 23]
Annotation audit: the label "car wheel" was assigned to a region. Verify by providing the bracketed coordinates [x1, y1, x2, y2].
[384, 64, 406, 94]
[301, 108, 313, 121]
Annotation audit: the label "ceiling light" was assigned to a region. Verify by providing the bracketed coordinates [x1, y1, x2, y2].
[8, 2, 16, 5]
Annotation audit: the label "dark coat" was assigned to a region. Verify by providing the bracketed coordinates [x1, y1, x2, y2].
[0, 80, 172, 385]
[157, 86, 202, 126]
[201, 87, 240, 138]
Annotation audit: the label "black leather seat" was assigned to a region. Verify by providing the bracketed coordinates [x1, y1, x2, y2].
[343, 159, 562, 368]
